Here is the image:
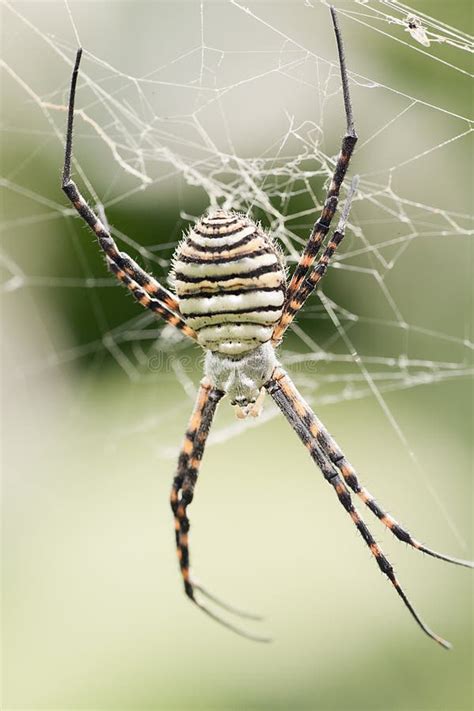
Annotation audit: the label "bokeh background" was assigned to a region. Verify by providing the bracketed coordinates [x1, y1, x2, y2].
[1, 1, 473, 710]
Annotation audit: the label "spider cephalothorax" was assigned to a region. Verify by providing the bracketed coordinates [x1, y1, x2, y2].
[61, 7, 472, 648]
[205, 342, 277, 417]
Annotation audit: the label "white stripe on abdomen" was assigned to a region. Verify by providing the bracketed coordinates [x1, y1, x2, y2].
[172, 210, 286, 355]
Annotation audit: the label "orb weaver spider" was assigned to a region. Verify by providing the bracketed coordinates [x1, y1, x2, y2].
[61, 7, 472, 647]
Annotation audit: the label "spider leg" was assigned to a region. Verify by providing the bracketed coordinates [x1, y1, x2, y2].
[265, 367, 457, 649]
[106, 259, 196, 340]
[170, 379, 270, 642]
[273, 176, 358, 345]
[275, 370, 473, 569]
[61, 49, 195, 339]
[273, 7, 357, 344]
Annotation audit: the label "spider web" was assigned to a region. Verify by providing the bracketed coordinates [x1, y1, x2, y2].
[1, 0, 472, 545]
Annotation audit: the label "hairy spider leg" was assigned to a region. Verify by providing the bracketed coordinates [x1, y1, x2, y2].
[273, 367, 473, 569]
[273, 6, 357, 344]
[106, 260, 197, 339]
[265, 368, 455, 649]
[61, 48, 194, 338]
[273, 176, 358, 345]
[170, 380, 270, 642]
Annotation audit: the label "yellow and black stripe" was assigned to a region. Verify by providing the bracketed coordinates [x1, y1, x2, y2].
[62, 48, 194, 340]
[170, 379, 269, 641]
[265, 367, 456, 649]
[272, 5, 358, 344]
[107, 259, 197, 340]
[172, 210, 286, 355]
[273, 368, 473, 570]
[273, 226, 347, 344]
[170, 379, 221, 598]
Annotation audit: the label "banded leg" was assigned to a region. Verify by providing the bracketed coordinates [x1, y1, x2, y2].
[265, 368, 455, 649]
[107, 259, 197, 339]
[272, 176, 358, 345]
[273, 7, 357, 344]
[170, 380, 269, 642]
[274, 367, 473, 569]
[62, 49, 193, 337]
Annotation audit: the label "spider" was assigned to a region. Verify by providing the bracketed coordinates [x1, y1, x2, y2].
[61, 7, 472, 648]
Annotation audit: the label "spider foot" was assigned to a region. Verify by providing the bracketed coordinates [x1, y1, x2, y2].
[186, 577, 271, 642]
[391, 576, 452, 650]
[416, 542, 474, 569]
[191, 595, 271, 643]
[192, 578, 264, 620]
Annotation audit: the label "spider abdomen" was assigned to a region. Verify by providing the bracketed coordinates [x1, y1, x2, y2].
[172, 210, 286, 355]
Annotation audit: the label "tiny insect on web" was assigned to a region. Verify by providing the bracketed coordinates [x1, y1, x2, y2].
[61, 6, 473, 648]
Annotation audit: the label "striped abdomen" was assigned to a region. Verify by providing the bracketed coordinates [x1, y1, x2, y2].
[172, 210, 286, 355]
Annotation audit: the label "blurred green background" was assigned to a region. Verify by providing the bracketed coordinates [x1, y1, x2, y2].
[1, 1, 472, 710]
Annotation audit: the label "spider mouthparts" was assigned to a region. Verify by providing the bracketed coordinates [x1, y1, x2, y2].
[234, 388, 266, 419]
[235, 404, 249, 419]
